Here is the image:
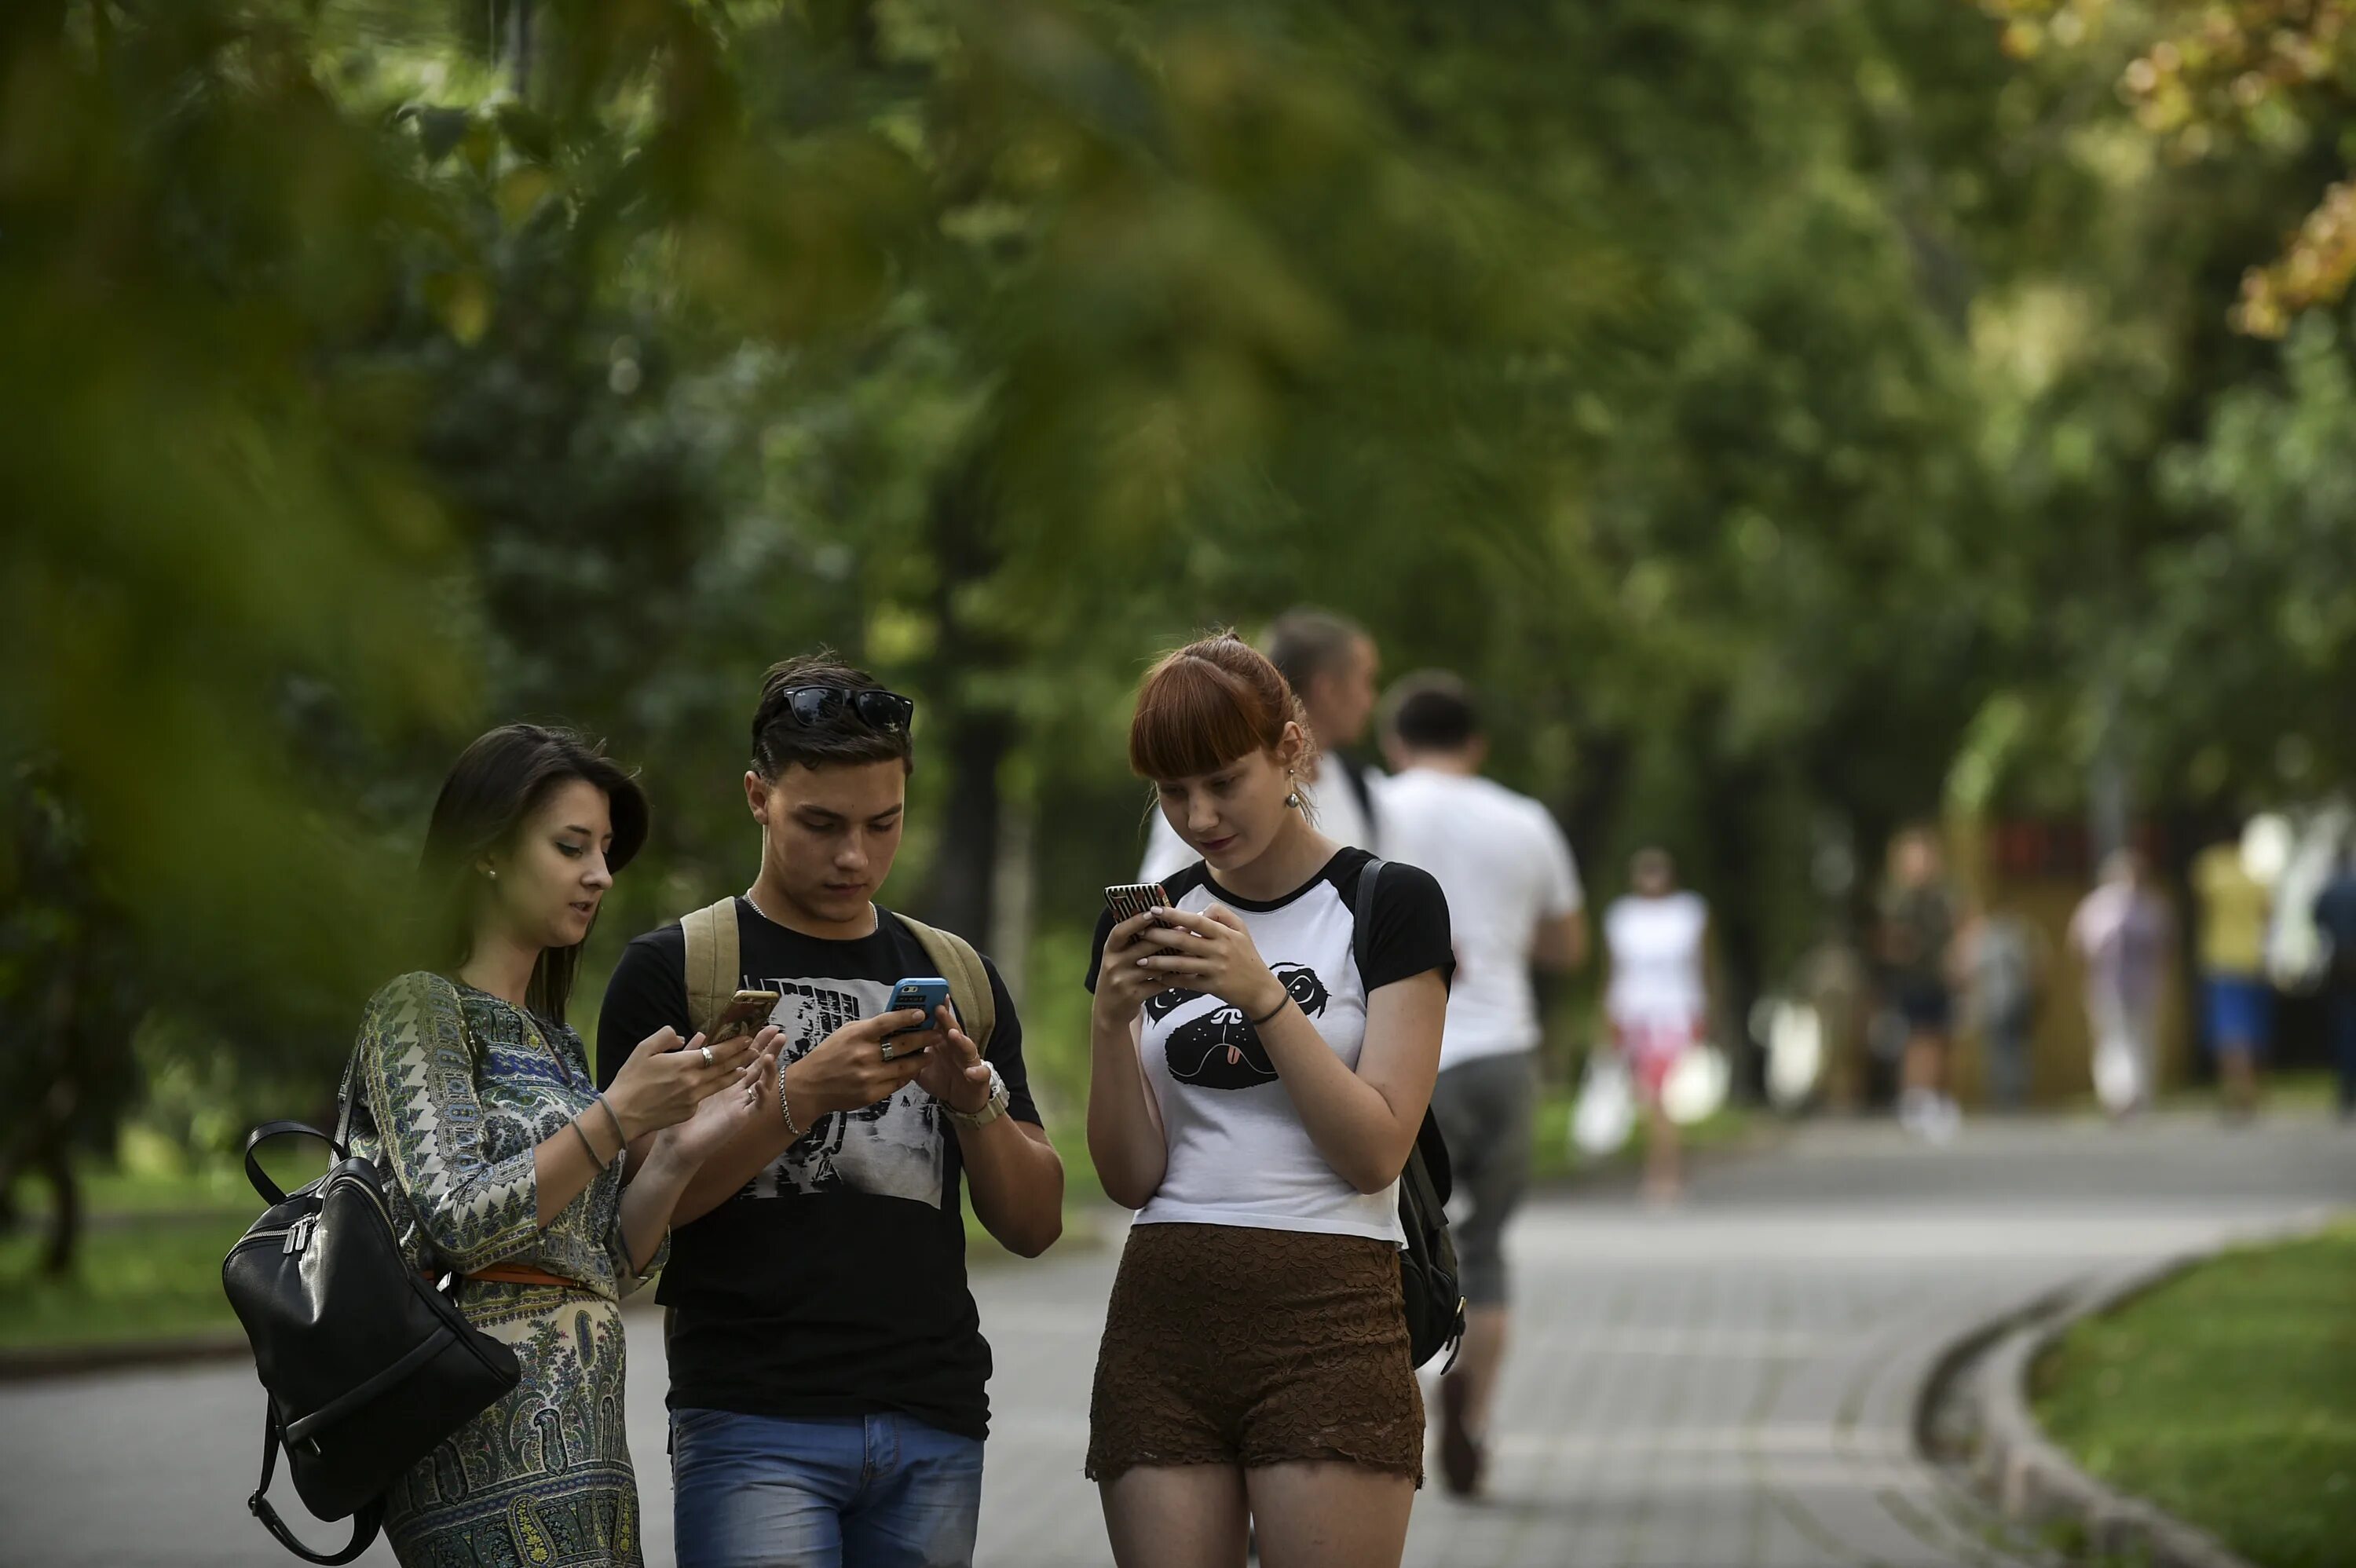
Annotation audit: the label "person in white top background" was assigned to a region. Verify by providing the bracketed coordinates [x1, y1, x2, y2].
[1374, 672, 1587, 1499]
[1139, 608, 1384, 882]
[1603, 848, 1712, 1205]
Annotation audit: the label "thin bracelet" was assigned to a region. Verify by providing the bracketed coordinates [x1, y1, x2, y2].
[594, 1095, 627, 1150]
[1246, 989, 1290, 1029]
[569, 1117, 613, 1171]
[777, 1054, 806, 1142]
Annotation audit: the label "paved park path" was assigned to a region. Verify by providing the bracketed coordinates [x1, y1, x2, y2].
[4, 1112, 2349, 1567]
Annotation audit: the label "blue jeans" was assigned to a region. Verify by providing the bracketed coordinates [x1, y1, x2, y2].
[671, 1409, 983, 1568]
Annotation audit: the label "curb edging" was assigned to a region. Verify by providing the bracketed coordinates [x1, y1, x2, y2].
[1962, 1252, 2263, 1568]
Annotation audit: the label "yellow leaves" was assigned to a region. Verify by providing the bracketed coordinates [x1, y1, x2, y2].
[2233, 178, 2356, 336]
[1985, 0, 2356, 332]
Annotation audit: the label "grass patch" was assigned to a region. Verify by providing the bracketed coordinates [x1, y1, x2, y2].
[2032, 1219, 2356, 1568]
[0, 1214, 251, 1348]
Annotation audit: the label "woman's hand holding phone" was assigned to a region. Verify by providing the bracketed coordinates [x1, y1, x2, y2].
[605, 1023, 777, 1141]
[658, 1034, 783, 1166]
[1094, 910, 1177, 1025]
[1130, 906, 1285, 1018]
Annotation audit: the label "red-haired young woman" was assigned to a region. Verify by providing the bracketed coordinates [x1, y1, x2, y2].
[1084, 634, 1454, 1568]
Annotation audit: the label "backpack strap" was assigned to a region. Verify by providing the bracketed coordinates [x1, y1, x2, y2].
[1355, 856, 1456, 1204]
[248, 1403, 382, 1563]
[1352, 855, 1386, 981]
[680, 897, 741, 1040]
[894, 914, 996, 1052]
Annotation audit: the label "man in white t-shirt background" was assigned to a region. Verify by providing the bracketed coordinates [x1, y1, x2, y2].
[1139, 607, 1385, 881]
[1375, 672, 1586, 1499]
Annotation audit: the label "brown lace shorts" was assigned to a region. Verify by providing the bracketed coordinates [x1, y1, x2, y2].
[1086, 1222, 1424, 1486]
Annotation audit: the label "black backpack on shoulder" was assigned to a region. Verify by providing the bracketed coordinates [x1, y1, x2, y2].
[221, 1062, 520, 1563]
[1352, 857, 1467, 1372]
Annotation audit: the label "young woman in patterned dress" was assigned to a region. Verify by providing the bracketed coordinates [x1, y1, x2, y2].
[346, 725, 781, 1567]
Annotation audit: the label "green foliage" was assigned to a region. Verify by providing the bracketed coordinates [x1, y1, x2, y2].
[10, 0, 2356, 1237]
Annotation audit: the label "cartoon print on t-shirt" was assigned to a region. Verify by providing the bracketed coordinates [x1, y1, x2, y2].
[1162, 963, 1330, 1090]
[744, 978, 946, 1208]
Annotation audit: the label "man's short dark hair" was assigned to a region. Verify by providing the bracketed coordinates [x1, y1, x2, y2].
[750, 652, 915, 778]
[1386, 671, 1480, 751]
[1263, 608, 1369, 699]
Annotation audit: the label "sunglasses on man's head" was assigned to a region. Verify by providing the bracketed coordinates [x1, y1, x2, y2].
[774, 685, 916, 732]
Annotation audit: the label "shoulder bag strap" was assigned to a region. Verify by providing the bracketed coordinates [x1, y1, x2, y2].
[895, 915, 996, 1051]
[680, 897, 741, 1039]
[247, 1404, 382, 1564]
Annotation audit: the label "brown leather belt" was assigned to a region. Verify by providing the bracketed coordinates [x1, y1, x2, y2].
[426, 1264, 584, 1290]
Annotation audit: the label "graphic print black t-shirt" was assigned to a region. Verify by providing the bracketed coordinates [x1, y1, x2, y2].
[595, 901, 1040, 1441]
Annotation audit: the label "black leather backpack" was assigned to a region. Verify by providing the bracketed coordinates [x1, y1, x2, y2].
[1352, 857, 1468, 1371]
[221, 1065, 520, 1563]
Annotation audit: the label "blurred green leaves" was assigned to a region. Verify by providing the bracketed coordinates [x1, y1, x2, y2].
[9, 0, 2356, 1216]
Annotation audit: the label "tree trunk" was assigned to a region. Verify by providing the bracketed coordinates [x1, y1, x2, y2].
[927, 711, 1006, 945]
[38, 1142, 77, 1277]
[916, 452, 1015, 951]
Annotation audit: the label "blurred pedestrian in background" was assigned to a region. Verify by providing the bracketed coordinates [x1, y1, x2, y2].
[1140, 608, 1383, 882]
[2191, 826, 2274, 1121]
[1376, 672, 1586, 1499]
[1879, 828, 1961, 1141]
[2068, 850, 2173, 1119]
[2311, 842, 2356, 1123]
[1603, 850, 1710, 1204]
[1955, 903, 2044, 1113]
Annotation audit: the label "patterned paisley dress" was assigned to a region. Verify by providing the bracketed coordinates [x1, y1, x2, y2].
[346, 970, 665, 1568]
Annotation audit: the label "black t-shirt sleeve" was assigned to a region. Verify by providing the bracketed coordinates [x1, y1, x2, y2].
[1083, 906, 1118, 994]
[1361, 860, 1455, 992]
[977, 956, 1042, 1127]
[595, 927, 690, 1092]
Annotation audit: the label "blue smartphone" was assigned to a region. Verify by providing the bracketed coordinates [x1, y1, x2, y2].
[879, 977, 953, 1059]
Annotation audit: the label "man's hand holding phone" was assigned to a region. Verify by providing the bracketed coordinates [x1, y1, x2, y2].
[781, 1011, 938, 1121]
[909, 1004, 994, 1115]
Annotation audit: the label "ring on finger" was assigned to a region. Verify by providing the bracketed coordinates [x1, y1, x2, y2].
[700, 1044, 716, 1068]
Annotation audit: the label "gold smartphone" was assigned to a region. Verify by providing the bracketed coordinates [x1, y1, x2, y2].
[1104, 882, 1175, 925]
[701, 988, 780, 1049]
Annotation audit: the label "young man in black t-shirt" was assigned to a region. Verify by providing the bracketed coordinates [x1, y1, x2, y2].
[598, 654, 1063, 1568]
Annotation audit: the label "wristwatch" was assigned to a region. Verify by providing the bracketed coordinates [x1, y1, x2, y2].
[947, 1064, 1011, 1130]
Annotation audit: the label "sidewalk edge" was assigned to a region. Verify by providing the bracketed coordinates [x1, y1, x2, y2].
[1942, 1218, 2338, 1568]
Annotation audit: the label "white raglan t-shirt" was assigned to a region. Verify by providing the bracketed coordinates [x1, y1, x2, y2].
[1087, 847, 1453, 1244]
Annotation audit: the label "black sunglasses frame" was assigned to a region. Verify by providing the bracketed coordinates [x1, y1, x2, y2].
[776, 685, 915, 733]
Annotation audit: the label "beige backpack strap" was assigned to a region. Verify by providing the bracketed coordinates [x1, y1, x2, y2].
[898, 914, 995, 1052]
[679, 897, 741, 1040]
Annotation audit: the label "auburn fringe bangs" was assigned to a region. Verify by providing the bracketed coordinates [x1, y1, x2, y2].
[1128, 635, 1297, 782]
